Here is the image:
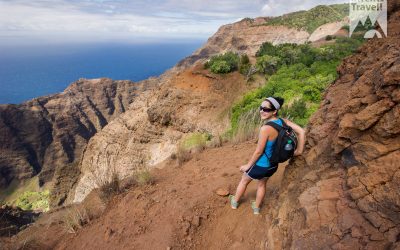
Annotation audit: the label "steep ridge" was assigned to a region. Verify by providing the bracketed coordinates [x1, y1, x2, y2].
[1, 6, 399, 245]
[176, 19, 309, 69]
[0, 4, 352, 208]
[176, 5, 347, 69]
[0, 77, 159, 206]
[194, 5, 400, 250]
[72, 66, 252, 203]
[52, 4, 400, 249]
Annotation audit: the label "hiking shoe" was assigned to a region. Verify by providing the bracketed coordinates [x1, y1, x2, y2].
[229, 195, 238, 209]
[251, 201, 260, 215]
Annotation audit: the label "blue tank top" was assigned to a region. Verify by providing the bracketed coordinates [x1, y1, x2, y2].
[255, 118, 283, 168]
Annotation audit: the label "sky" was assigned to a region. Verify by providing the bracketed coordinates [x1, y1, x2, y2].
[0, 0, 346, 45]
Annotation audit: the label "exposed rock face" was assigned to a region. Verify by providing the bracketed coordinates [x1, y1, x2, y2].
[176, 16, 349, 70]
[0, 78, 152, 206]
[72, 67, 252, 202]
[308, 19, 348, 42]
[177, 20, 308, 69]
[265, 8, 400, 249]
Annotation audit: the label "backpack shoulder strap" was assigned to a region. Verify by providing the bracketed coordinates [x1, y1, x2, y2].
[264, 119, 283, 132]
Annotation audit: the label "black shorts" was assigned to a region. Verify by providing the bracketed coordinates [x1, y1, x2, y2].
[245, 164, 278, 180]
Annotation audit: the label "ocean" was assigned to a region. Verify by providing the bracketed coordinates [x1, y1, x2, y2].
[0, 41, 204, 104]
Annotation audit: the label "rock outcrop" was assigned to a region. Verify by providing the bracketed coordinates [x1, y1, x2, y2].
[72, 66, 253, 202]
[177, 19, 309, 68]
[176, 16, 347, 70]
[0, 78, 155, 206]
[264, 6, 400, 249]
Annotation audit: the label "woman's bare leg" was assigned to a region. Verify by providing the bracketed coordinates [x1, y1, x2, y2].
[255, 178, 267, 208]
[234, 174, 252, 203]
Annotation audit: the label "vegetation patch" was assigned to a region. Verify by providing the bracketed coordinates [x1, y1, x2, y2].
[63, 206, 90, 234]
[228, 36, 364, 136]
[175, 132, 214, 165]
[0, 176, 50, 212]
[134, 168, 154, 186]
[180, 132, 212, 151]
[264, 4, 349, 34]
[14, 190, 50, 212]
[205, 52, 251, 75]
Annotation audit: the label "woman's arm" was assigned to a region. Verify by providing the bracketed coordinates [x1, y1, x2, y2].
[240, 126, 272, 172]
[283, 119, 306, 156]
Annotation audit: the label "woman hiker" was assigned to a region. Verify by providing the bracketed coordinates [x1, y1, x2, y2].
[229, 96, 305, 214]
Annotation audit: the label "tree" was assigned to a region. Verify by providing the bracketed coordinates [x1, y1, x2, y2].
[256, 55, 281, 75]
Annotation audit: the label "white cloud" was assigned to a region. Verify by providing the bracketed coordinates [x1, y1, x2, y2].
[261, 0, 347, 16]
[0, 0, 348, 44]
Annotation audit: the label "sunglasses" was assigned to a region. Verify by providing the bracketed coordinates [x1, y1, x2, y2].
[259, 106, 275, 112]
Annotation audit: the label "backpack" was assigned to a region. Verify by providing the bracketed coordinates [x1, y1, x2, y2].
[264, 118, 298, 166]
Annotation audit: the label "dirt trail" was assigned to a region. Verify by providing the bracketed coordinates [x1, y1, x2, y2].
[49, 140, 288, 250]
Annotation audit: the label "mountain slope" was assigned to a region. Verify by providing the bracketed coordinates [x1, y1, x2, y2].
[1, 4, 399, 247]
[0, 3, 354, 208]
[0, 77, 159, 206]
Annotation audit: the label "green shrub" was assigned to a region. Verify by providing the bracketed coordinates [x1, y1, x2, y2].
[283, 99, 307, 118]
[239, 54, 251, 75]
[256, 42, 275, 57]
[256, 55, 281, 75]
[206, 52, 240, 74]
[210, 60, 231, 74]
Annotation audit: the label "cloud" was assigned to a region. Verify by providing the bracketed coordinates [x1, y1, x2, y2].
[261, 0, 347, 16]
[0, 0, 347, 44]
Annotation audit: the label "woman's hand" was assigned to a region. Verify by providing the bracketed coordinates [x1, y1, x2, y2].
[240, 164, 251, 172]
[294, 150, 302, 156]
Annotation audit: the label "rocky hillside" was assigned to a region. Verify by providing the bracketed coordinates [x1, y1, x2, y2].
[0, 4, 351, 207]
[0, 77, 160, 206]
[177, 4, 348, 69]
[260, 5, 400, 249]
[72, 65, 252, 203]
[1, 2, 399, 246]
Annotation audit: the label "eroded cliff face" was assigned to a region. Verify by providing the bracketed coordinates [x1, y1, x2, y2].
[176, 17, 346, 69]
[0, 78, 155, 206]
[265, 7, 400, 249]
[72, 66, 253, 202]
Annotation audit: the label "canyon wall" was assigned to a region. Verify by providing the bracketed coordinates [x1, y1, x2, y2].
[0, 77, 158, 206]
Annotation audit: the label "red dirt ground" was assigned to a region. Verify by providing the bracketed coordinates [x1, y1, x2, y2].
[52, 141, 287, 250]
[1, 140, 289, 250]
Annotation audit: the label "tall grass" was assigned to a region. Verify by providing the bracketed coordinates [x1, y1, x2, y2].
[63, 206, 90, 234]
[231, 107, 261, 143]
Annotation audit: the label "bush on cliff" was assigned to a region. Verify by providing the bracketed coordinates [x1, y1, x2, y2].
[205, 52, 252, 75]
[205, 52, 240, 74]
[239, 54, 251, 75]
